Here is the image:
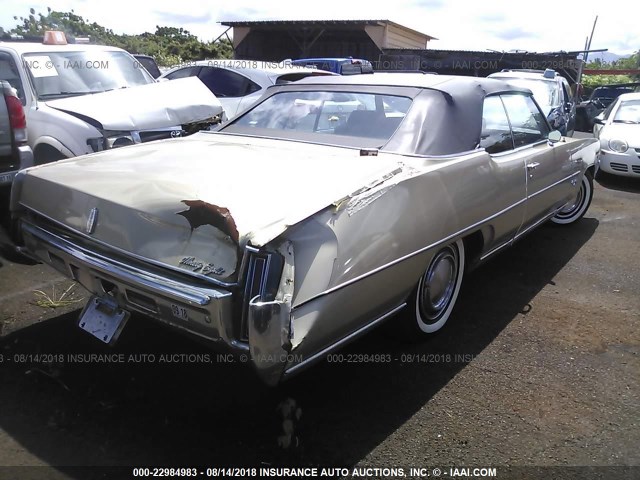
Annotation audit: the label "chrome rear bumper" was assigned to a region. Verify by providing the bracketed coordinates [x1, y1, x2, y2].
[20, 221, 245, 352]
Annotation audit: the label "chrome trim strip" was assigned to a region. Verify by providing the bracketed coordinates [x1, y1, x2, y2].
[514, 208, 560, 240]
[386, 149, 485, 160]
[476, 171, 580, 261]
[20, 206, 239, 288]
[480, 239, 512, 261]
[210, 131, 483, 161]
[284, 302, 407, 377]
[526, 171, 580, 200]
[237, 246, 258, 286]
[241, 252, 272, 340]
[22, 222, 232, 306]
[293, 196, 528, 310]
[292, 169, 581, 308]
[485, 139, 548, 158]
[209, 131, 376, 152]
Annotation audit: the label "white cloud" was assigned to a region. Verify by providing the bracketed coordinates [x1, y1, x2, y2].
[1, 0, 638, 56]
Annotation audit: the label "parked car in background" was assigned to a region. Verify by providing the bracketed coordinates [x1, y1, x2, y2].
[0, 32, 223, 164]
[291, 57, 374, 75]
[160, 60, 335, 119]
[0, 80, 32, 187]
[488, 69, 575, 136]
[576, 83, 640, 132]
[593, 92, 640, 178]
[10, 74, 598, 385]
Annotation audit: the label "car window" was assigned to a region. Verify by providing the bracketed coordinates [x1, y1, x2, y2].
[613, 99, 640, 124]
[165, 66, 202, 80]
[601, 100, 616, 120]
[480, 95, 513, 154]
[561, 82, 571, 104]
[592, 87, 632, 99]
[501, 78, 559, 109]
[134, 56, 161, 79]
[275, 72, 331, 84]
[198, 67, 251, 98]
[24, 50, 153, 99]
[0, 52, 25, 104]
[224, 90, 412, 145]
[501, 94, 550, 148]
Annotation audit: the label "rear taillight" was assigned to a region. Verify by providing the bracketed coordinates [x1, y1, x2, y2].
[5, 95, 26, 130]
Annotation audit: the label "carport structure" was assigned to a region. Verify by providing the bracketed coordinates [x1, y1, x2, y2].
[219, 19, 436, 62]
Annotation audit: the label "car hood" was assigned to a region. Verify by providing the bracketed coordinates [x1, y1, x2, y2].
[600, 122, 640, 143]
[45, 77, 223, 131]
[17, 133, 405, 281]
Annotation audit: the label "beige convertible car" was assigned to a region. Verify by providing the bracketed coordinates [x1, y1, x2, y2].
[10, 74, 599, 385]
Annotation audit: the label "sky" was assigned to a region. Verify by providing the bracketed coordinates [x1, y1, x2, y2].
[1, 0, 638, 56]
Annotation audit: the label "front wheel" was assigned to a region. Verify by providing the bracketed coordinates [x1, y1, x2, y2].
[400, 239, 465, 337]
[551, 170, 593, 225]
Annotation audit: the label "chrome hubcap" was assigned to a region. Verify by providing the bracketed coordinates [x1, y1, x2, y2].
[558, 182, 585, 216]
[419, 247, 458, 323]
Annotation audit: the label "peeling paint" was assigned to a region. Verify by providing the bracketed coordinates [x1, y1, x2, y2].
[346, 185, 395, 216]
[177, 200, 240, 244]
[335, 163, 423, 216]
[333, 166, 403, 212]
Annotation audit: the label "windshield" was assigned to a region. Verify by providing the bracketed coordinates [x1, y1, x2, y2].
[613, 99, 640, 124]
[24, 50, 154, 99]
[502, 78, 559, 110]
[222, 90, 412, 147]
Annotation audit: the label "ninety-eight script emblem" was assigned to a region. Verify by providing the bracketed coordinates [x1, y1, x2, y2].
[179, 256, 225, 276]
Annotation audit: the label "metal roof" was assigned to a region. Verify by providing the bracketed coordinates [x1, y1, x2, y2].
[383, 48, 578, 57]
[222, 19, 388, 26]
[219, 19, 437, 41]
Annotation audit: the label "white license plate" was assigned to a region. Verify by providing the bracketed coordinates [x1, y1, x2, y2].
[0, 172, 16, 184]
[79, 296, 130, 345]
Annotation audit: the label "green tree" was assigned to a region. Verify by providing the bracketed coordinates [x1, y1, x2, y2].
[5, 7, 233, 66]
[583, 51, 640, 86]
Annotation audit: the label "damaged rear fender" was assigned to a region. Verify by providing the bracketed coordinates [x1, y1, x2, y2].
[247, 241, 295, 385]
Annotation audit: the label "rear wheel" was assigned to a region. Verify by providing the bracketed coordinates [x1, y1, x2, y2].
[34, 145, 66, 165]
[551, 170, 593, 225]
[400, 239, 465, 336]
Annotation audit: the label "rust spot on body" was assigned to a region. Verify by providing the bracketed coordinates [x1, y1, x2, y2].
[177, 200, 240, 243]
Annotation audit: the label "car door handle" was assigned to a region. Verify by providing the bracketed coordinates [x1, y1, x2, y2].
[526, 162, 540, 171]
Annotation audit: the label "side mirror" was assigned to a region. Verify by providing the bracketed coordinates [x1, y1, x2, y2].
[548, 130, 562, 143]
[593, 117, 604, 125]
[564, 102, 573, 113]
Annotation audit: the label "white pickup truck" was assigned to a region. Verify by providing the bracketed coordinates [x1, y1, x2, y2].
[0, 33, 223, 164]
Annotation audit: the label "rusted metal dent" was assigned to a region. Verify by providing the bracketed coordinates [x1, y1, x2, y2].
[177, 200, 240, 243]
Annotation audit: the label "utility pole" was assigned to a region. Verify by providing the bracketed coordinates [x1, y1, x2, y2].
[575, 16, 599, 101]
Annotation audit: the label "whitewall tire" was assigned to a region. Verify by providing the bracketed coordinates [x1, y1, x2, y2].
[551, 170, 594, 225]
[402, 239, 465, 336]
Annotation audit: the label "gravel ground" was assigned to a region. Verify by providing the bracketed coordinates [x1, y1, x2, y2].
[0, 172, 638, 480]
